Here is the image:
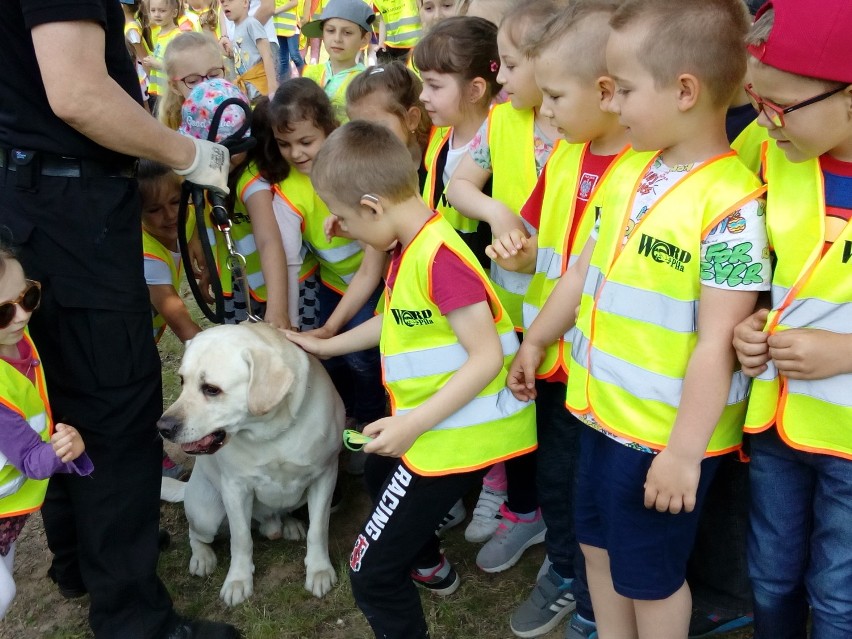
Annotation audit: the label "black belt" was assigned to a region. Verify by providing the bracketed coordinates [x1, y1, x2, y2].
[0, 148, 137, 179]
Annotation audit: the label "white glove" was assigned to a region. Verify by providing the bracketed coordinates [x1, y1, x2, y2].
[174, 138, 230, 195]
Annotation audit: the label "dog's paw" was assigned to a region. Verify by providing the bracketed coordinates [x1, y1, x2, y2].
[188, 545, 217, 577]
[258, 515, 282, 540]
[305, 564, 337, 598]
[281, 515, 306, 541]
[220, 576, 254, 607]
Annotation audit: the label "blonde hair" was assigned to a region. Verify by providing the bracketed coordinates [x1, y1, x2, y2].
[312, 121, 419, 209]
[525, 0, 620, 80]
[156, 32, 224, 130]
[610, 0, 751, 108]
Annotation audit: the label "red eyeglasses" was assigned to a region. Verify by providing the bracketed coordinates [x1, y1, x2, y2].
[745, 82, 849, 128]
[0, 280, 41, 329]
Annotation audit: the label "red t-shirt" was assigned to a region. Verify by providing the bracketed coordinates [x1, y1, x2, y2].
[385, 216, 488, 315]
[520, 149, 617, 383]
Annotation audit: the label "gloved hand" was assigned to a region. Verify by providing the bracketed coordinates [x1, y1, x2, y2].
[174, 138, 230, 194]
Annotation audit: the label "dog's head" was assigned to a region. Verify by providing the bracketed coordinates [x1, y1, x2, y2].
[157, 323, 308, 454]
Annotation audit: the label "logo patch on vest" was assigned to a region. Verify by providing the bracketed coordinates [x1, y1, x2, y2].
[390, 308, 434, 327]
[638, 234, 692, 272]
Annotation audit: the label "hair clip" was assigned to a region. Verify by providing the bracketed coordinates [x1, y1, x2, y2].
[369, 66, 386, 75]
[490, 60, 499, 73]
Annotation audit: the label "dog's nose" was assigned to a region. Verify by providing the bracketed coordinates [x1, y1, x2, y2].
[157, 414, 182, 441]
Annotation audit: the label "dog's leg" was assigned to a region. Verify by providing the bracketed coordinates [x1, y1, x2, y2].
[303, 461, 338, 598]
[186, 469, 224, 577]
[220, 482, 256, 606]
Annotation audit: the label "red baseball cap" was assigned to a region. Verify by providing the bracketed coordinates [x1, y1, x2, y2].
[747, 0, 852, 83]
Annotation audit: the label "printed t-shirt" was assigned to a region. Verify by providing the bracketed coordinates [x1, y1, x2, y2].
[584, 156, 771, 453]
[820, 153, 852, 255]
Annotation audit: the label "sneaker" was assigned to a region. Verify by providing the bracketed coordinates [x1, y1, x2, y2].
[475, 504, 546, 573]
[688, 610, 754, 637]
[464, 485, 507, 543]
[436, 499, 466, 536]
[411, 554, 460, 596]
[565, 613, 597, 639]
[510, 566, 576, 638]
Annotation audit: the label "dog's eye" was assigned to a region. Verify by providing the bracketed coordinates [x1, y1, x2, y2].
[201, 384, 222, 397]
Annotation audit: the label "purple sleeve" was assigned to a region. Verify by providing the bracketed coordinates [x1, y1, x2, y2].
[0, 405, 93, 480]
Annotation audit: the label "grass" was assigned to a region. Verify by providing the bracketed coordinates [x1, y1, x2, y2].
[5, 289, 754, 639]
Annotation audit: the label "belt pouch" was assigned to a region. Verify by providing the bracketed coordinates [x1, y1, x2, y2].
[11, 150, 39, 190]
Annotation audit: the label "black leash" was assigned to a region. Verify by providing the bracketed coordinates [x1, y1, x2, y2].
[177, 97, 256, 324]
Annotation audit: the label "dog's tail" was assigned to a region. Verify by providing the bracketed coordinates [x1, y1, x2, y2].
[160, 477, 187, 503]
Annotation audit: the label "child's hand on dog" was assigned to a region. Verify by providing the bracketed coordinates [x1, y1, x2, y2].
[51, 423, 86, 464]
[362, 416, 419, 458]
[284, 329, 331, 359]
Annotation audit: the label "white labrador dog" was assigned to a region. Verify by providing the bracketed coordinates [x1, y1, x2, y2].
[157, 322, 344, 606]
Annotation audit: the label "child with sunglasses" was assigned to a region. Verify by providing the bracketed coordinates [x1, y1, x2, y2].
[0, 246, 92, 619]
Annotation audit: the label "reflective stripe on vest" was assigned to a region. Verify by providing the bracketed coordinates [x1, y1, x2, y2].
[381, 214, 537, 475]
[381, 3, 422, 48]
[295, 170, 364, 293]
[486, 104, 541, 329]
[565, 151, 765, 453]
[142, 228, 184, 343]
[422, 127, 477, 234]
[0, 331, 53, 517]
[520, 143, 630, 377]
[274, 3, 299, 36]
[744, 142, 852, 458]
[213, 164, 270, 301]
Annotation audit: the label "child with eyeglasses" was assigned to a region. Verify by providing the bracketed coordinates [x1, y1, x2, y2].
[0, 244, 92, 619]
[731, 1, 852, 637]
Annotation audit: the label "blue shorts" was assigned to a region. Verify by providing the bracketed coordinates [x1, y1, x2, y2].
[575, 426, 721, 600]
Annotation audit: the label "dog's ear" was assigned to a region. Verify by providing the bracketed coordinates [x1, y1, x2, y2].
[243, 346, 295, 416]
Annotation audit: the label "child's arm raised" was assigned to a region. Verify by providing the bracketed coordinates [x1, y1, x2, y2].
[362, 300, 504, 457]
[507, 236, 594, 401]
[245, 188, 291, 329]
[446, 154, 527, 239]
[149, 284, 202, 342]
[644, 286, 758, 515]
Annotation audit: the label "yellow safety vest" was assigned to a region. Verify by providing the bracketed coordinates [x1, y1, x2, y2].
[376, 0, 422, 48]
[422, 126, 478, 234]
[522, 142, 631, 378]
[273, 169, 320, 281]
[302, 63, 363, 123]
[566, 151, 765, 453]
[274, 0, 300, 37]
[0, 330, 53, 518]
[382, 214, 537, 475]
[731, 119, 770, 177]
[293, 172, 364, 293]
[148, 27, 182, 96]
[744, 142, 852, 459]
[142, 229, 183, 343]
[213, 163, 270, 302]
[486, 104, 539, 329]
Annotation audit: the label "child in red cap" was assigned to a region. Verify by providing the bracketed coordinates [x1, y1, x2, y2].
[733, 1, 852, 637]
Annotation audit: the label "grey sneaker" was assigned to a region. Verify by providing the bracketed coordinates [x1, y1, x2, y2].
[565, 613, 598, 639]
[510, 566, 576, 637]
[464, 485, 507, 543]
[475, 504, 546, 573]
